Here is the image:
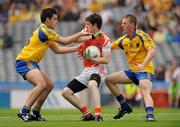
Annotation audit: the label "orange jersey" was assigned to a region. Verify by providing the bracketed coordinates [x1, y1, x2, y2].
[78, 31, 111, 68]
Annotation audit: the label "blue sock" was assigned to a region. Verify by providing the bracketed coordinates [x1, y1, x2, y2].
[21, 106, 30, 114]
[116, 95, 128, 108]
[32, 109, 40, 117]
[145, 106, 154, 118]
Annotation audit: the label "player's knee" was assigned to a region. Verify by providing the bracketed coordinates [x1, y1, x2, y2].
[139, 82, 151, 94]
[36, 82, 47, 91]
[61, 87, 72, 98]
[46, 82, 54, 91]
[105, 76, 112, 86]
[90, 74, 101, 86]
[139, 86, 151, 96]
[88, 83, 98, 90]
[61, 89, 67, 98]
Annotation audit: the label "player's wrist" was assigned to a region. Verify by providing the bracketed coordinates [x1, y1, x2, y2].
[80, 31, 87, 36]
[74, 47, 78, 51]
[79, 31, 83, 36]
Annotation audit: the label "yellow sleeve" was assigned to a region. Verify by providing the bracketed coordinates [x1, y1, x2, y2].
[111, 36, 125, 49]
[41, 25, 60, 41]
[142, 33, 156, 50]
[46, 28, 60, 41]
[47, 41, 56, 47]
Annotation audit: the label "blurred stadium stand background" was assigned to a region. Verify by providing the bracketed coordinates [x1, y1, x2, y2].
[0, 0, 180, 108]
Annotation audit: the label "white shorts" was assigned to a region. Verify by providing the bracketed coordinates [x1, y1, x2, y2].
[75, 65, 107, 87]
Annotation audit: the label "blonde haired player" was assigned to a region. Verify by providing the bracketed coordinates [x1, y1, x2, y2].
[105, 14, 156, 121]
[62, 13, 111, 122]
[15, 8, 92, 122]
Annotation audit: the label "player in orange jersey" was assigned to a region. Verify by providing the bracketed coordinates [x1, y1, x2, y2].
[62, 13, 111, 122]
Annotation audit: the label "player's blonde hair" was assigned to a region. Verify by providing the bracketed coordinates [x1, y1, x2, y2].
[124, 14, 137, 29]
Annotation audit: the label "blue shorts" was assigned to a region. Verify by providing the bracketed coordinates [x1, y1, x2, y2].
[15, 60, 40, 79]
[124, 69, 154, 85]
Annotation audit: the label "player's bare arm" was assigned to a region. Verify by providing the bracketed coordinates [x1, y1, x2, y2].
[75, 35, 93, 43]
[55, 31, 90, 45]
[50, 43, 78, 54]
[136, 47, 156, 71]
[91, 51, 111, 64]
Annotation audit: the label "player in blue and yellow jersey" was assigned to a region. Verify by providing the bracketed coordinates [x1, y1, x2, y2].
[15, 8, 93, 122]
[105, 14, 156, 121]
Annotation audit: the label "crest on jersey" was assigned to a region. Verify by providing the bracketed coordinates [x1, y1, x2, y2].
[136, 43, 140, 48]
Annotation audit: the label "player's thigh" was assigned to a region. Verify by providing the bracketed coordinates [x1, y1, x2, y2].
[66, 79, 87, 94]
[25, 69, 46, 87]
[106, 71, 132, 84]
[75, 70, 89, 86]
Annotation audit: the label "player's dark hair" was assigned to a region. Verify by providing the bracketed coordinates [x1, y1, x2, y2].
[125, 14, 137, 28]
[85, 13, 102, 29]
[40, 8, 57, 23]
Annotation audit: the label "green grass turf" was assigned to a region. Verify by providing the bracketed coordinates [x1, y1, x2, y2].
[0, 108, 179, 127]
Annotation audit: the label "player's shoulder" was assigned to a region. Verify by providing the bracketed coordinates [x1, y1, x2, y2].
[136, 29, 148, 36]
[40, 23, 56, 35]
[119, 34, 127, 40]
[95, 31, 110, 41]
[95, 31, 106, 38]
[102, 32, 110, 41]
[101, 32, 112, 45]
[136, 29, 152, 41]
[99, 31, 110, 43]
[113, 35, 126, 44]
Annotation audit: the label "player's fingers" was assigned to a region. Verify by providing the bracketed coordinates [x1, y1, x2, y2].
[134, 62, 138, 66]
[82, 32, 93, 36]
[136, 65, 141, 71]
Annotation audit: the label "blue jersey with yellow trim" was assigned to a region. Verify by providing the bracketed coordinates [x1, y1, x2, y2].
[16, 23, 59, 63]
[112, 29, 156, 74]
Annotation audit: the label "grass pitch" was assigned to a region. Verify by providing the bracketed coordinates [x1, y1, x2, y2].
[0, 108, 179, 127]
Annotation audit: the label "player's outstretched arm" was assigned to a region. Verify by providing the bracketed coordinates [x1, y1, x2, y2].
[136, 47, 156, 71]
[55, 31, 91, 45]
[50, 43, 78, 54]
[142, 47, 156, 66]
[75, 35, 94, 43]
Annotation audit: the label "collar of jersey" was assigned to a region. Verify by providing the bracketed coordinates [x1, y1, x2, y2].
[125, 29, 137, 40]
